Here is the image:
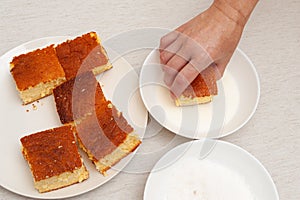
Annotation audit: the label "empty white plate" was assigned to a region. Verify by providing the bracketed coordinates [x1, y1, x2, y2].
[144, 139, 279, 200]
[139, 48, 260, 139]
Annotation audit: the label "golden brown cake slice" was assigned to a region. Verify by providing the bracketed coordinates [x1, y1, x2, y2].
[53, 70, 140, 175]
[53, 71, 106, 124]
[75, 100, 141, 176]
[55, 32, 112, 80]
[175, 66, 218, 106]
[20, 125, 89, 193]
[10, 45, 66, 104]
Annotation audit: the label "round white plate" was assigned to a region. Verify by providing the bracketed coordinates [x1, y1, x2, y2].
[0, 37, 148, 199]
[144, 139, 279, 200]
[140, 48, 260, 139]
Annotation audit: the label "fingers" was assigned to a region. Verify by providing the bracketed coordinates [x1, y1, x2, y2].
[215, 64, 226, 80]
[160, 37, 184, 65]
[169, 58, 228, 98]
[159, 31, 179, 52]
[170, 62, 200, 97]
[163, 49, 190, 87]
[161, 36, 213, 96]
[214, 57, 230, 79]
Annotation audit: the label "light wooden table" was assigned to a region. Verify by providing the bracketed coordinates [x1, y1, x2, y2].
[0, 0, 299, 199]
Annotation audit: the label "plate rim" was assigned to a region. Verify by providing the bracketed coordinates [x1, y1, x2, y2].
[0, 36, 69, 60]
[0, 36, 148, 199]
[219, 48, 261, 138]
[143, 139, 279, 200]
[139, 47, 260, 139]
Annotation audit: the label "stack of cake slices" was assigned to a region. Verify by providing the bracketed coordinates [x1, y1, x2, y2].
[10, 32, 112, 105]
[53, 71, 141, 175]
[12, 32, 141, 193]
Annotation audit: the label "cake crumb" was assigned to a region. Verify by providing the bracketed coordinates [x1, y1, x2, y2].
[26, 109, 29, 112]
[32, 104, 37, 110]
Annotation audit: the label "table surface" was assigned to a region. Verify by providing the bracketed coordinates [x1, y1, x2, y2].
[0, 0, 299, 200]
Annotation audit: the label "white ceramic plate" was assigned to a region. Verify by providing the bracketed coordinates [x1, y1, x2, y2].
[0, 37, 148, 199]
[144, 139, 279, 200]
[140, 48, 260, 139]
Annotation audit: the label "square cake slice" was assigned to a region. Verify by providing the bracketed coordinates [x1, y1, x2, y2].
[10, 45, 66, 104]
[75, 99, 141, 176]
[20, 125, 89, 193]
[175, 66, 218, 106]
[53, 71, 106, 124]
[55, 32, 112, 80]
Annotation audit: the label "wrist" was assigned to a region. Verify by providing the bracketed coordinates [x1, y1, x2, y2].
[212, 0, 258, 27]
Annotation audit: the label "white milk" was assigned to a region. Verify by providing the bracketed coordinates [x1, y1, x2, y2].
[164, 157, 256, 200]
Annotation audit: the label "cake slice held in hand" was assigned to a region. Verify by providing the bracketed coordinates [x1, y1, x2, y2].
[20, 125, 89, 193]
[55, 32, 112, 80]
[175, 66, 218, 106]
[10, 45, 66, 104]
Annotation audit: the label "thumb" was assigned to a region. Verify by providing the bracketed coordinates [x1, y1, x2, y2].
[215, 57, 231, 79]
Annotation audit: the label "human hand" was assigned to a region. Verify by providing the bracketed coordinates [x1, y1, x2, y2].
[159, 1, 251, 97]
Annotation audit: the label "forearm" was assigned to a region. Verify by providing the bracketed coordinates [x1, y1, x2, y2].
[212, 0, 259, 27]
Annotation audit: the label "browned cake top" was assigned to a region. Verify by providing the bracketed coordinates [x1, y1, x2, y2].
[20, 125, 82, 182]
[95, 100, 133, 145]
[55, 32, 109, 80]
[76, 100, 133, 161]
[76, 113, 118, 161]
[182, 66, 218, 98]
[10, 45, 65, 91]
[53, 71, 106, 124]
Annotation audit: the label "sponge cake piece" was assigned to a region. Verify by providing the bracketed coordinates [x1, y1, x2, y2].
[53, 71, 141, 176]
[20, 125, 89, 193]
[75, 101, 141, 175]
[55, 32, 112, 80]
[53, 71, 106, 124]
[175, 66, 218, 106]
[10, 45, 66, 104]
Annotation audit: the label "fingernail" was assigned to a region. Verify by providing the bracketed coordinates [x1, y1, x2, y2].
[172, 88, 182, 98]
[170, 92, 176, 100]
[164, 79, 171, 87]
[160, 53, 164, 61]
